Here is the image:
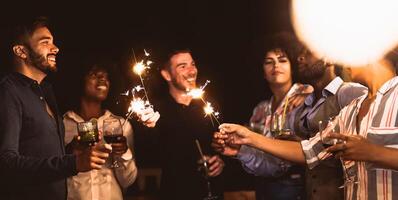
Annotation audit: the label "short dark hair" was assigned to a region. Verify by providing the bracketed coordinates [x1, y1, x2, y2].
[10, 16, 50, 46]
[2, 16, 51, 71]
[160, 48, 192, 71]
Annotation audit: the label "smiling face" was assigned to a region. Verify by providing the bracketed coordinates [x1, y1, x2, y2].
[83, 67, 110, 102]
[25, 27, 59, 73]
[263, 48, 292, 86]
[162, 52, 198, 91]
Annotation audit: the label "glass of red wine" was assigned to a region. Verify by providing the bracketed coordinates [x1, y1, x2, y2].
[77, 119, 99, 146]
[103, 117, 124, 168]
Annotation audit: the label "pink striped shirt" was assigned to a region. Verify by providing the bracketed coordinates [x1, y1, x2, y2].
[301, 76, 398, 200]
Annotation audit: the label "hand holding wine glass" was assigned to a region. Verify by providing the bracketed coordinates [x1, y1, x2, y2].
[318, 117, 358, 188]
[103, 117, 124, 168]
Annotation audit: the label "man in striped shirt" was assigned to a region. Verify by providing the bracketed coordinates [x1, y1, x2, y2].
[218, 57, 398, 199]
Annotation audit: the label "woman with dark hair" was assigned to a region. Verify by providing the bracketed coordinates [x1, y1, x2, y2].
[214, 32, 313, 200]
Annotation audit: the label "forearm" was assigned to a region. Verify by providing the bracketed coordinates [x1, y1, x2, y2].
[248, 133, 306, 164]
[370, 145, 398, 170]
[0, 151, 77, 183]
[238, 145, 291, 177]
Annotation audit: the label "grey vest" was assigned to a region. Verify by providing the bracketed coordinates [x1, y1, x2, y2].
[294, 84, 346, 200]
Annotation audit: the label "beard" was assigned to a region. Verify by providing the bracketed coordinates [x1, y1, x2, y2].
[297, 59, 327, 84]
[26, 46, 57, 74]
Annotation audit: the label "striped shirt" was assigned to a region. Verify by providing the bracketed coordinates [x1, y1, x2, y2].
[301, 76, 398, 200]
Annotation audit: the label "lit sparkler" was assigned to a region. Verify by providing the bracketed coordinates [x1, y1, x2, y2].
[132, 49, 153, 102]
[121, 49, 155, 127]
[187, 80, 221, 127]
[122, 84, 153, 126]
[187, 80, 210, 99]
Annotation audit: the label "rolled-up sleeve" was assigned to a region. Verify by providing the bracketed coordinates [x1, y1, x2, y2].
[300, 133, 332, 169]
[237, 145, 291, 177]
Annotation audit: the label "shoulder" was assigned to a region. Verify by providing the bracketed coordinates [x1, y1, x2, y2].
[0, 74, 17, 92]
[336, 82, 367, 107]
[0, 75, 21, 105]
[338, 82, 367, 93]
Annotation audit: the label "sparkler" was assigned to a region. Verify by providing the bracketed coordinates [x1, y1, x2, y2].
[187, 80, 221, 127]
[132, 49, 152, 102]
[121, 49, 154, 127]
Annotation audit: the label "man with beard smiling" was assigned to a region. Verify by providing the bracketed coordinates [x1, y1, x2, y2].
[0, 17, 111, 200]
[154, 49, 224, 199]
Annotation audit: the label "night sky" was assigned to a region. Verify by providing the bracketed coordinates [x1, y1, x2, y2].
[0, 0, 294, 190]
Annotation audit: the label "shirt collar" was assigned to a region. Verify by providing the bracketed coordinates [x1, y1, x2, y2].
[11, 72, 50, 87]
[377, 76, 398, 95]
[323, 76, 344, 96]
[64, 109, 112, 122]
[304, 76, 344, 106]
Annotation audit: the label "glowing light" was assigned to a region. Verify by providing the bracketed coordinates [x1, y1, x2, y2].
[133, 61, 148, 75]
[204, 102, 215, 116]
[187, 88, 205, 99]
[128, 98, 147, 114]
[187, 80, 210, 99]
[291, 0, 398, 66]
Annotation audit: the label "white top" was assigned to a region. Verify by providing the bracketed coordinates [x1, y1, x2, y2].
[63, 110, 137, 200]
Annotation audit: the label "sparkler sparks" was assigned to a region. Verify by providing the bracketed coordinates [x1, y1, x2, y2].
[131, 49, 152, 102]
[187, 80, 221, 127]
[122, 49, 155, 127]
[187, 80, 210, 99]
[133, 61, 148, 76]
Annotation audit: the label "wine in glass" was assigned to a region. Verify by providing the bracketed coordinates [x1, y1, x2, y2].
[77, 119, 99, 146]
[103, 117, 124, 168]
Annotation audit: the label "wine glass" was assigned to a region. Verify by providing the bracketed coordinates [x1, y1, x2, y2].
[270, 113, 291, 138]
[318, 117, 358, 189]
[198, 157, 218, 200]
[103, 117, 124, 168]
[77, 119, 99, 146]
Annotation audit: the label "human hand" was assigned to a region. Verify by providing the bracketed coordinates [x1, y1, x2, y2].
[326, 133, 378, 162]
[205, 155, 224, 177]
[287, 94, 307, 112]
[109, 136, 128, 156]
[136, 107, 160, 128]
[218, 123, 254, 145]
[212, 132, 240, 156]
[76, 143, 112, 172]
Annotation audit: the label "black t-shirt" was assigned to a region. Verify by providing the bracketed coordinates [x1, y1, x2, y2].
[156, 94, 222, 200]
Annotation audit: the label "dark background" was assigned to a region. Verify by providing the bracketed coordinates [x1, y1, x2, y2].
[0, 0, 294, 192]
